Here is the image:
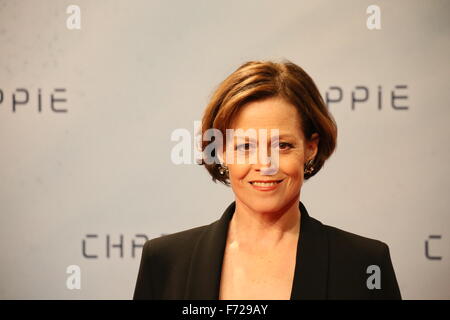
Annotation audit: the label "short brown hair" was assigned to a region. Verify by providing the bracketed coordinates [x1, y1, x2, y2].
[199, 59, 337, 186]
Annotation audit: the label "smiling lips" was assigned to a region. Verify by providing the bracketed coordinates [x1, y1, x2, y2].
[249, 179, 284, 191]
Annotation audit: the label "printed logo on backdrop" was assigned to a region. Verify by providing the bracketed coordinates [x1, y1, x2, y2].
[79, 233, 444, 261]
[325, 85, 409, 111]
[81, 234, 169, 259]
[425, 235, 443, 260]
[0, 85, 408, 114]
[0, 88, 68, 113]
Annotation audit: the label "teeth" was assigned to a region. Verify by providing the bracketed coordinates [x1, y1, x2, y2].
[252, 181, 279, 187]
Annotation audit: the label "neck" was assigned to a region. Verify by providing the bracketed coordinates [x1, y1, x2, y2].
[229, 195, 301, 248]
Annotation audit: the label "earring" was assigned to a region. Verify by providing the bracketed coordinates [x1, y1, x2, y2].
[304, 159, 314, 175]
[218, 164, 229, 176]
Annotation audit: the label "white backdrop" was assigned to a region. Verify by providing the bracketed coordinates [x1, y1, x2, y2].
[0, 0, 449, 299]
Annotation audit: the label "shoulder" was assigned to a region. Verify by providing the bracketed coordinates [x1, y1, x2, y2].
[319, 222, 401, 299]
[134, 222, 215, 299]
[322, 221, 392, 270]
[323, 223, 389, 258]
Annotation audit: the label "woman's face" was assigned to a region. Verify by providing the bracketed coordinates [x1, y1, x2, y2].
[222, 96, 319, 214]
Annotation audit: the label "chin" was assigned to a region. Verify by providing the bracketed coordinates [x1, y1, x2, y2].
[241, 195, 291, 214]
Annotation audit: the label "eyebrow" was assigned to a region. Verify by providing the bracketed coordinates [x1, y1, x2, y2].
[276, 134, 296, 139]
[232, 133, 296, 142]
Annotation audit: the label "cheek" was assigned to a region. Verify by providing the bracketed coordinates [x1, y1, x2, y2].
[228, 164, 250, 182]
[227, 164, 251, 195]
[280, 155, 304, 180]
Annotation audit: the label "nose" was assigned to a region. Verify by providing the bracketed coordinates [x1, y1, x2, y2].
[254, 150, 279, 175]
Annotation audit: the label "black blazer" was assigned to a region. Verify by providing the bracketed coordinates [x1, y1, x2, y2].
[133, 201, 401, 300]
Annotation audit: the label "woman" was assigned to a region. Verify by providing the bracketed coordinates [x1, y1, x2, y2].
[133, 60, 402, 300]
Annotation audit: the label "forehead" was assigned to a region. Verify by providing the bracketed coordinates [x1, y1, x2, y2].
[230, 97, 302, 132]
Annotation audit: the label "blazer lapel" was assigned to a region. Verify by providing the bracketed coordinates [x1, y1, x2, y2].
[183, 201, 329, 299]
[290, 201, 329, 299]
[183, 202, 234, 299]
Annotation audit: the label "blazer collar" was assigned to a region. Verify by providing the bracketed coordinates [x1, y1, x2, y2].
[183, 200, 329, 299]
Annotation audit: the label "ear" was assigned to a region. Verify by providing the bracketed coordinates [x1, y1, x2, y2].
[306, 133, 320, 161]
